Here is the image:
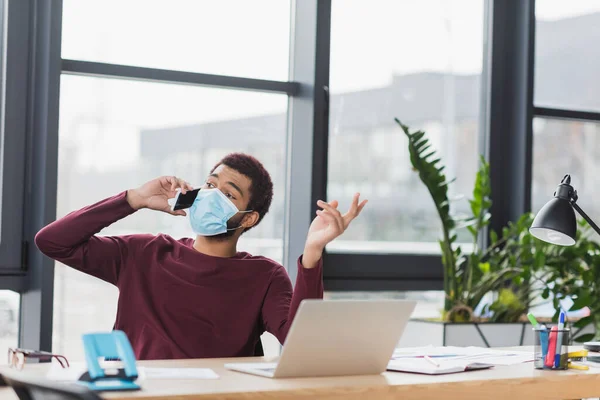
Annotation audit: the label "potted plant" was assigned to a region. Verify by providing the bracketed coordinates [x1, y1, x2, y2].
[395, 120, 595, 347]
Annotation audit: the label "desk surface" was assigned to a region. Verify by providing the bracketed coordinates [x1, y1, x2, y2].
[2, 351, 600, 400]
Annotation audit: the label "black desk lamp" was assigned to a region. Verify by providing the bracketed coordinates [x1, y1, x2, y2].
[530, 174, 600, 246]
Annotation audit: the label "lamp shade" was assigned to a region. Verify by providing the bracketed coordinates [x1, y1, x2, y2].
[530, 197, 576, 246]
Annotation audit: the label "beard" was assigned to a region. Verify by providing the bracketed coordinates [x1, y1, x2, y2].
[206, 213, 246, 241]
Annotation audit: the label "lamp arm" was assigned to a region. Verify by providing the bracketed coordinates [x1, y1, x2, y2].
[571, 202, 600, 237]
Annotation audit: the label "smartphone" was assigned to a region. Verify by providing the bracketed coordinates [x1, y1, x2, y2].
[172, 188, 200, 211]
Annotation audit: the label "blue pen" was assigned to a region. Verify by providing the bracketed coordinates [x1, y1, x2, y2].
[540, 325, 549, 363]
[554, 310, 566, 368]
[528, 313, 548, 363]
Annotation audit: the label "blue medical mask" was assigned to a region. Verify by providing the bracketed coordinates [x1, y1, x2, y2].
[188, 189, 252, 236]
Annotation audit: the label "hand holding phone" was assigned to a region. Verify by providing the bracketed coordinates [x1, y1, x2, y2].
[128, 176, 194, 215]
[169, 188, 200, 211]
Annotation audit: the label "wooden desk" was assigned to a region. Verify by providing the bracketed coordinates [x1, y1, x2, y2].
[2, 354, 600, 400]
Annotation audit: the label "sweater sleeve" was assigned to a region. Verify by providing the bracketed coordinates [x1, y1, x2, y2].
[34, 191, 138, 285]
[261, 256, 324, 344]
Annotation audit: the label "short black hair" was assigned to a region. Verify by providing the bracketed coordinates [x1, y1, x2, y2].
[210, 153, 273, 232]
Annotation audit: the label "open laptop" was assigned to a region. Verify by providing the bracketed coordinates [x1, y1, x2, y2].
[225, 299, 416, 378]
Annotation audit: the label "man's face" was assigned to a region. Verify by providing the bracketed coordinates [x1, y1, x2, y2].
[202, 164, 254, 238]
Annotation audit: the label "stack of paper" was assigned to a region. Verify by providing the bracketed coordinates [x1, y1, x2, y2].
[387, 346, 535, 374]
[387, 358, 493, 375]
[391, 346, 535, 366]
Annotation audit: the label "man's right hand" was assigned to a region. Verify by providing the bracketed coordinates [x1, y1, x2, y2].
[127, 176, 194, 216]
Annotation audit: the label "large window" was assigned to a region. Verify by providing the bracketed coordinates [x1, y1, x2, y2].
[532, 3, 600, 220]
[53, 77, 287, 359]
[61, 0, 291, 80]
[327, 0, 484, 254]
[534, 1, 600, 112]
[532, 119, 600, 218]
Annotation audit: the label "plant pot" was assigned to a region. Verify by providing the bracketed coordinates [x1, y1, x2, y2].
[398, 319, 594, 347]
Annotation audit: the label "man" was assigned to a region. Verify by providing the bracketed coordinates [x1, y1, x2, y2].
[36, 153, 367, 360]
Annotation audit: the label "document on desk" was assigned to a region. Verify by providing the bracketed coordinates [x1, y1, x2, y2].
[387, 358, 494, 375]
[46, 362, 87, 381]
[46, 363, 219, 381]
[138, 367, 219, 380]
[391, 346, 535, 366]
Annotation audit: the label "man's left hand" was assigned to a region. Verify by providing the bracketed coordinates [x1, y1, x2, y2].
[302, 193, 368, 269]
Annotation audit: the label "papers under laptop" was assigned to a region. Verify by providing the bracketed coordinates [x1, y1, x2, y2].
[225, 299, 417, 378]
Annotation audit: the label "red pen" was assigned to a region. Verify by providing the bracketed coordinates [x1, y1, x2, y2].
[545, 326, 558, 367]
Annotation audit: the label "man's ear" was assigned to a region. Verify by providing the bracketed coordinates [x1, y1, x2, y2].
[242, 211, 260, 229]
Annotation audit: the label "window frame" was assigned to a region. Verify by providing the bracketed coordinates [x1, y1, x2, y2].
[319, 0, 538, 291]
[0, 0, 29, 280]
[530, 4, 600, 229]
[534, 107, 600, 123]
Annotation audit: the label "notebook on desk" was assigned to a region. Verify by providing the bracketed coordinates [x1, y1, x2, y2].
[387, 358, 494, 375]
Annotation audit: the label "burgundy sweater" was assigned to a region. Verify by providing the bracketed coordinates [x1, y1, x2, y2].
[35, 192, 323, 360]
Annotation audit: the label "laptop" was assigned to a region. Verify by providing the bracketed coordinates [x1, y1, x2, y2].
[225, 299, 416, 378]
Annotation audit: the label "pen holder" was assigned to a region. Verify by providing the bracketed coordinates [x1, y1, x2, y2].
[533, 327, 570, 370]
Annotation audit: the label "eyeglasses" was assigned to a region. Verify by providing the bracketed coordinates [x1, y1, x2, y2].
[8, 348, 70, 370]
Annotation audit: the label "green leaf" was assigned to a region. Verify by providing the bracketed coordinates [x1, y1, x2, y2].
[542, 287, 550, 299]
[573, 315, 593, 329]
[534, 251, 546, 268]
[574, 333, 596, 343]
[396, 119, 455, 234]
[489, 230, 498, 244]
[415, 142, 431, 153]
[571, 293, 592, 311]
[397, 118, 462, 314]
[464, 155, 492, 246]
[479, 262, 490, 274]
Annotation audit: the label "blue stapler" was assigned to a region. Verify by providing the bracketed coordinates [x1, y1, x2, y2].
[77, 331, 140, 391]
